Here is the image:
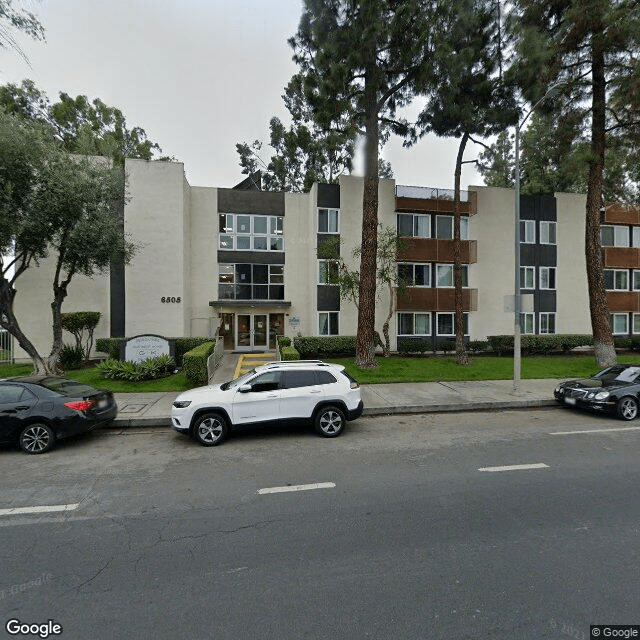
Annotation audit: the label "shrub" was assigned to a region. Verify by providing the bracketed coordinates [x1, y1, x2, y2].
[439, 341, 456, 353]
[96, 337, 126, 360]
[294, 336, 356, 358]
[58, 344, 85, 370]
[182, 341, 216, 386]
[96, 354, 175, 381]
[280, 345, 300, 361]
[631, 337, 640, 352]
[277, 335, 291, 348]
[397, 338, 432, 354]
[614, 337, 632, 350]
[61, 311, 100, 360]
[467, 340, 489, 353]
[487, 334, 594, 355]
[174, 337, 212, 366]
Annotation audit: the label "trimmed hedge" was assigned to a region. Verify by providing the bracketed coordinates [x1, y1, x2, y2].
[294, 336, 356, 358]
[398, 338, 432, 354]
[95, 336, 212, 365]
[614, 337, 632, 350]
[487, 334, 594, 356]
[280, 345, 300, 361]
[277, 335, 291, 348]
[182, 341, 216, 386]
[468, 340, 490, 353]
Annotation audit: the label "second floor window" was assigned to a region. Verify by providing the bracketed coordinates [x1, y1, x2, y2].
[397, 213, 430, 238]
[539, 267, 556, 290]
[398, 263, 430, 286]
[604, 269, 629, 291]
[540, 221, 556, 245]
[318, 208, 339, 233]
[435, 264, 469, 287]
[218, 264, 284, 301]
[435, 215, 469, 240]
[318, 260, 339, 285]
[601, 225, 629, 247]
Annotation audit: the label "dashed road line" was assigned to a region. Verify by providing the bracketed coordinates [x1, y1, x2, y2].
[550, 426, 640, 435]
[257, 482, 336, 495]
[0, 503, 80, 517]
[478, 463, 549, 473]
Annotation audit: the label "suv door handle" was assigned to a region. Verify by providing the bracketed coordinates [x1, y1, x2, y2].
[309, 390, 321, 394]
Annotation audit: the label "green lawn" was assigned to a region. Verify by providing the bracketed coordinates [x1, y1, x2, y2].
[326, 354, 640, 384]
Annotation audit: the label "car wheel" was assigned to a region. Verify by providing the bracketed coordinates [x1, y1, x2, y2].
[314, 406, 345, 438]
[616, 396, 638, 421]
[192, 412, 228, 446]
[19, 423, 55, 454]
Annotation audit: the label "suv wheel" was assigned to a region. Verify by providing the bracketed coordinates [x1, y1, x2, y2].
[193, 412, 228, 446]
[314, 405, 345, 438]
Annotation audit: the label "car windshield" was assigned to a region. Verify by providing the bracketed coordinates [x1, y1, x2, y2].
[593, 366, 640, 383]
[220, 369, 256, 391]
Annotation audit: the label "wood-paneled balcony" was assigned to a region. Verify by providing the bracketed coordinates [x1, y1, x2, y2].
[607, 291, 640, 312]
[397, 238, 477, 264]
[602, 247, 640, 269]
[397, 287, 478, 311]
[602, 204, 640, 225]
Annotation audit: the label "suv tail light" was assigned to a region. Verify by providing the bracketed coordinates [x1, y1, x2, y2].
[343, 371, 360, 389]
[64, 400, 94, 412]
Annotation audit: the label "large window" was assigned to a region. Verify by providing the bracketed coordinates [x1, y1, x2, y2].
[520, 220, 535, 244]
[319, 312, 339, 335]
[435, 264, 469, 288]
[436, 312, 469, 336]
[601, 225, 630, 247]
[539, 266, 556, 290]
[318, 260, 339, 285]
[604, 269, 629, 291]
[435, 215, 469, 240]
[540, 221, 556, 245]
[520, 266, 535, 289]
[611, 313, 629, 335]
[219, 214, 284, 251]
[218, 264, 284, 300]
[398, 263, 430, 286]
[539, 312, 556, 334]
[397, 312, 431, 336]
[397, 213, 430, 238]
[318, 208, 339, 233]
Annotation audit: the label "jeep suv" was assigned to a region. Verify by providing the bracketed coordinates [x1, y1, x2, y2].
[171, 360, 364, 446]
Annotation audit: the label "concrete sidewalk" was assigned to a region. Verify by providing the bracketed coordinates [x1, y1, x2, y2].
[110, 352, 562, 428]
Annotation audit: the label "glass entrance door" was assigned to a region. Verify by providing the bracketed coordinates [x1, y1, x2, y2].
[236, 314, 268, 351]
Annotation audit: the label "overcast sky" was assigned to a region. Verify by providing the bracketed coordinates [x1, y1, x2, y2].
[1, 0, 487, 190]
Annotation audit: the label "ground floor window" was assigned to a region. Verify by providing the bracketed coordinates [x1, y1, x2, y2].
[397, 312, 431, 336]
[520, 312, 534, 335]
[611, 313, 629, 335]
[539, 312, 556, 334]
[436, 312, 469, 337]
[319, 312, 339, 336]
[634, 313, 640, 335]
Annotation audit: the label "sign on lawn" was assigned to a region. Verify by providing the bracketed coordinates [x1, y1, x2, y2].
[123, 335, 171, 364]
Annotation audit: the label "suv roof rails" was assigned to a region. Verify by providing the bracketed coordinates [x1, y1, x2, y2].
[263, 360, 328, 367]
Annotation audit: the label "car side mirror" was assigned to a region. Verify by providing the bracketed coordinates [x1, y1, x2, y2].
[239, 384, 252, 393]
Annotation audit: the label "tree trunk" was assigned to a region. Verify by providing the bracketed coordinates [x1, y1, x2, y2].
[47, 282, 68, 374]
[381, 281, 394, 357]
[454, 133, 470, 365]
[586, 27, 616, 368]
[0, 278, 49, 374]
[355, 61, 379, 369]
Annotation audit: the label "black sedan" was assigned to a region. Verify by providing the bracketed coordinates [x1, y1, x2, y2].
[0, 376, 117, 454]
[554, 364, 640, 420]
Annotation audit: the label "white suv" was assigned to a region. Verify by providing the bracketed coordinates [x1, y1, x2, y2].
[171, 360, 364, 446]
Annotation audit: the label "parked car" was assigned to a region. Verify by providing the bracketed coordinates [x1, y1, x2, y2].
[554, 364, 640, 420]
[0, 376, 118, 454]
[171, 360, 364, 446]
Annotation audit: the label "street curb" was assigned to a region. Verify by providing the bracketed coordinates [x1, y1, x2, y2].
[107, 399, 560, 429]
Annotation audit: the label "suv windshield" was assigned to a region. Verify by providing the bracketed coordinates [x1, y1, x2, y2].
[221, 369, 257, 391]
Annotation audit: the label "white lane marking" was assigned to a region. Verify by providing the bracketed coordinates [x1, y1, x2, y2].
[257, 482, 336, 495]
[0, 503, 80, 517]
[550, 426, 640, 435]
[478, 463, 549, 473]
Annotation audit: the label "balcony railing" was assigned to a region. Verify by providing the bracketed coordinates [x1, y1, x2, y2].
[396, 185, 470, 202]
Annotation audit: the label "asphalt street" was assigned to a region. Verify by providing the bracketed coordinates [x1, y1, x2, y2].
[1, 407, 639, 640]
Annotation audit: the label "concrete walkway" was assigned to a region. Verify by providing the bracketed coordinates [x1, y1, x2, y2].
[111, 352, 562, 428]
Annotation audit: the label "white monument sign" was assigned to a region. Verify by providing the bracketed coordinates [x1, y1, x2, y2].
[124, 335, 170, 364]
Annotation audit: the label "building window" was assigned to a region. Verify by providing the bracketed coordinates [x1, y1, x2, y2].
[633, 227, 640, 247]
[633, 313, 640, 334]
[520, 220, 535, 244]
[436, 312, 469, 336]
[633, 270, 640, 291]
[397, 312, 431, 336]
[539, 266, 556, 290]
[611, 313, 629, 335]
[539, 312, 556, 334]
[520, 266, 535, 289]
[540, 221, 556, 245]
[601, 225, 630, 247]
[520, 312, 534, 334]
[435, 264, 468, 288]
[397, 213, 430, 238]
[218, 214, 284, 251]
[318, 260, 339, 285]
[319, 312, 339, 335]
[397, 263, 430, 287]
[318, 208, 339, 233]
[604, 269, 629, 291]
[218, 264, 284, 301]
[434, 215, 469, 240]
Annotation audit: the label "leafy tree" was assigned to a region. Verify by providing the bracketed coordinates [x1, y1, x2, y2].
[509, 0, 640, 367]
[0, 0, 44, 60]
[412, 0, 517, 365]
[318, 227, 407, 356]
[60, 311, 101, 363]
[288, 0, 439, 368]
[0, 111, 134, 374]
